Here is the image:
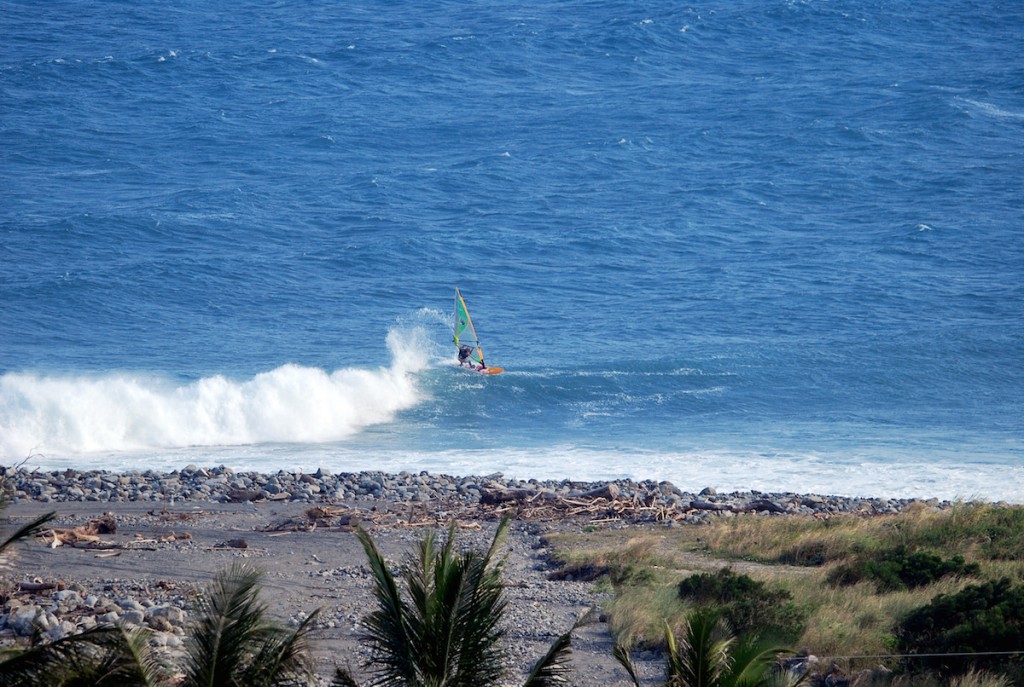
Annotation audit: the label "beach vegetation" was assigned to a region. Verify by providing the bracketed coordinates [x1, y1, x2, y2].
[605, 579, 690, 650]
[695, 502, 1024, 567]
[0, 473, 56, 621]
[181, 563, 318, 687]
[0, 564, 317, 687]
[948, 669, 1012, 687]
[827, 547, 980, 591]
[547, 534, 667, 586]
[0, 624, 162, 686]
[612, 608, 805, 687]
[544, 502, 1024, 683]
[0, 465, 56, 576]
[333, 516, 588, 687]
[676, 569, 806, 643]
[895, 578, 1024, 680]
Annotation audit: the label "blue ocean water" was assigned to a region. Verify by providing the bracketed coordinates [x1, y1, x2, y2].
[2, 0, 1022, 501]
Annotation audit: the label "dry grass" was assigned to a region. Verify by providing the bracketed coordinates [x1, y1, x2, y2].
[789, 574, 966, 658]
[947, 669, 1012, 687]
[603, 580, 689, 649]
[695, 502, 1024, 570]
[543, 502, 1024, 664]
[546, 532, 672, 583]
[695, 512, 885, 565]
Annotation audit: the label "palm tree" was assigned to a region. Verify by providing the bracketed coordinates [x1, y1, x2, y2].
[0, 624, 163, 686]
[332, 517, 586, 687]
[0, 562, 319, 687]
[0, 502, 163, 686]
[181, 563, 318, 687]
[613, 609, 805, 687]
[0, 469, 318, 687]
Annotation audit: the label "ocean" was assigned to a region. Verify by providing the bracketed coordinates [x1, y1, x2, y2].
[2, 0, 1022, 502]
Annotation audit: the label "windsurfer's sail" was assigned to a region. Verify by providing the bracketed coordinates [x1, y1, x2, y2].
[453, 288, 485, 367]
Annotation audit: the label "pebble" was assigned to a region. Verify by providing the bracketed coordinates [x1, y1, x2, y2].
[0, 466, 958, 518]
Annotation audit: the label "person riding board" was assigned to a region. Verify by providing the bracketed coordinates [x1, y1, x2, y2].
[457, 344, 474, 366]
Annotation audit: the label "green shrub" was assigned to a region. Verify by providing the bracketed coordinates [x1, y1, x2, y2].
[977, 508, 1024, 561]
[678, 567, 764, 603]
[829, 546, 979, 591]
[896, 578, 1024, 677]
[677, 568, 806, 643]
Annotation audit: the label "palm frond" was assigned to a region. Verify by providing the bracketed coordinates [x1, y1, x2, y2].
[522, 630, 572, 687]
[724, 636, 801, 687]
[483, 517, 510, 569]
[331, 665, 362, 687]
[182, 563, 316, 687]
[522, 606, 596, 687]
[611, 643, 642, 687]
[760, 661, 811, 687]
[0, 511, 56, 554]
[447, 522, 509, 687]
[356, 525, 416, 686]
[100, 625, 165, 686]
[0, 624, 161, 687]
[183, 563, 265, 687]
[678, 609, 733, 687]
[354, 518, 515, 687]
[664, 621, 684, 681]
[239, 609, 319, 686]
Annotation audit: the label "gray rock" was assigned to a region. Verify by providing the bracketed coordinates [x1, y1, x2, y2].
[122, 609, 145, 626]
[55, 590, 82, 606]
[10, 606, 42, 636]
[146, 605, 186, 623]
[117, 598, 145, 612]
[47, 620, 77, 642]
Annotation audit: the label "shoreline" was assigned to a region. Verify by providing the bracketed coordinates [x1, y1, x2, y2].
[0, 464, 974, 520]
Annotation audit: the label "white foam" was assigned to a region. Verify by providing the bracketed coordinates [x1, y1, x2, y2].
[957, 97, 1024, 120]
[0, 327, 429, 460]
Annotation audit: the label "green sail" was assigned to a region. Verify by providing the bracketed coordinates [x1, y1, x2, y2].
[453, 288, 483, 365]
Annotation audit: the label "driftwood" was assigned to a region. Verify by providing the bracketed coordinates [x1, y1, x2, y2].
[580, 483, 620, 501]
[34, 518, 185, 550]
[689, 499, 788, 514]
[477, 486, 635, 523]
[468, 484, 797, 524]
[18, 581, 57, 592]
[262, 503, 490, 533]
[264, 505, 364, 532]
[480, 488, 567, 506]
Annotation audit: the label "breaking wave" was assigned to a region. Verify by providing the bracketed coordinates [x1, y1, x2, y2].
[0, 327, 431, 460]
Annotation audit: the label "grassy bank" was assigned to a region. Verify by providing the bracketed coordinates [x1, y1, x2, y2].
[544, 502, 1024, 684]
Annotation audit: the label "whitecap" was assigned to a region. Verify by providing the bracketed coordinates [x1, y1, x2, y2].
[957, 97, 1024, 121]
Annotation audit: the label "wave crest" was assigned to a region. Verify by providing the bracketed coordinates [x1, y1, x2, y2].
[0, 327, 430, 459]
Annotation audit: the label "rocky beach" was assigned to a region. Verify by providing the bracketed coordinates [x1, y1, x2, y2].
[1, 466, 961, 685]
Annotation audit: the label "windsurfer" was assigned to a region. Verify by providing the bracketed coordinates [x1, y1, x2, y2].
[457, 344, 474, 366]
